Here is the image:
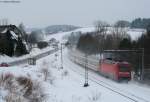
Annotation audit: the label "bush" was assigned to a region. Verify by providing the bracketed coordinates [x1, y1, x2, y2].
[88, 91, 101, 102]
[17, 76, 33, 96]
[40, 60, 55, 85]
[27, 81, 47, 102]
[40, 61, 50, 81]
[37, 41, 48, 49]
[5, 93, 26, 102]
[0, 73, 15, 91]
[0, 73, 47, 102]
[61, 70, 69, 78]
[77, 34, 99, 54]
[41, 68, 51, 81]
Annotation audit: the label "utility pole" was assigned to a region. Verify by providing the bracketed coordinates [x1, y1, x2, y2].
[141, 48, 144, 80]
[84, 53, 89, 87]
[60, 43, 63, 69]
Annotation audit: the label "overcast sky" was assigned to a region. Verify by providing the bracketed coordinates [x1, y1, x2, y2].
[0, 0, 150, 28]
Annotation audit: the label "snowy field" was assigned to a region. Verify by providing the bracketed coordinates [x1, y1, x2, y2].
[0, 27, 149, 102]
[0, 48, 150, 102]
[45, 27, 145, 42]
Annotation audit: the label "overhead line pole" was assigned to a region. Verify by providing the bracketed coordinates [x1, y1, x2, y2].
[84, 53, 89, 87]
[141, 48, 144, 80]
[60, 43, 65, 69]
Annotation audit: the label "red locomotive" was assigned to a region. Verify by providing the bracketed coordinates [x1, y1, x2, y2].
[99, 58, 131, 81]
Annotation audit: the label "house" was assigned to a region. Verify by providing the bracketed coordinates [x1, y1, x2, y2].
[0, 25, 28, 56]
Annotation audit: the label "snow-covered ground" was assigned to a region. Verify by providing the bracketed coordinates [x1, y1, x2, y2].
[66, 49, 150, 102]
[0, 46, 54, 64]
[127, 29, 145, 40]
[0, 48, 150, 102]
[45, 27, 95, 42]
[0, 27, 149, 102]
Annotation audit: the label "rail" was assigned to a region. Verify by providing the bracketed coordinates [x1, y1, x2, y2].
[66, 53, 149, 102]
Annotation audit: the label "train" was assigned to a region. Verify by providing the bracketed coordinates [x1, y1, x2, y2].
[69, 50, 131, 82]
[99, 59, 131, 81]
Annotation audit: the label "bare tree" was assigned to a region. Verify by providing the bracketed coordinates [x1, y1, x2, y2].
[93, 20, 129, 51]
[0, 18, 8, 25]
[114, 20, 130, 28]
[18, 23, 28, 42]
[94, 20, 108, 35]
[18, 23, 26, 34]
[94, 20, 109, 53]
[107, 21, 129, 49]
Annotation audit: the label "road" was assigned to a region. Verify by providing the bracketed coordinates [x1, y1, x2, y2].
[8, 48, 59, 66]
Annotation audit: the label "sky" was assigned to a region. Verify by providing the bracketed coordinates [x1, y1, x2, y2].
[0, 0, 150, 28]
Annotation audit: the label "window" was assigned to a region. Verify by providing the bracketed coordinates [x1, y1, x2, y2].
[119, 65, 130, 72]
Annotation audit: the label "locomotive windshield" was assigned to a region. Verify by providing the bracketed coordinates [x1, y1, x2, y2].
[119, 65, 130, 72]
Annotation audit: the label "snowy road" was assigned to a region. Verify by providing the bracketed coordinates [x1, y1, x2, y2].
[8, 48, 58, 66]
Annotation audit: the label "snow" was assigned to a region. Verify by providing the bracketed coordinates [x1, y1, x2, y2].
[0, 26, 149, 102]
[65, 49, 150, 102]
[0, 46, 53, 63]
[10, 31, 18, 40]
[0, 28, 18, 40]
[0, 55, 13, 63]
[0, 48, 150, 102]
[1, 28, 7, 33]
[45, 27, 95, 43]
[127, 29, 145, 40]
[74, 27, 95, 33]
[45, 27, 145, 43]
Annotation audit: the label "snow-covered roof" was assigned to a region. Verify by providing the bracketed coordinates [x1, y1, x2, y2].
[10, 31, 18, 40]
[1, 28, 7, 33]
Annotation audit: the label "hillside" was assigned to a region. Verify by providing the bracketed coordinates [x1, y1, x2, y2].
[45, 25, 80, 34]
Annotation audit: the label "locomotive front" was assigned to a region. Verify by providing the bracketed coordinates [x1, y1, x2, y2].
[117, 62, 131, 81]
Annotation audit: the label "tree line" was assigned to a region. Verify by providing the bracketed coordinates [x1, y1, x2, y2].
[92, 18, 150, 29]
[74, 21, 150, 72]
[131, 18, 150, 29]
[75, 20, 150, 54]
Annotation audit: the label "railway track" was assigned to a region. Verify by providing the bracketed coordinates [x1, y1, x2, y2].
[89, 74, 149, 102]
[65, 52, 149, 102]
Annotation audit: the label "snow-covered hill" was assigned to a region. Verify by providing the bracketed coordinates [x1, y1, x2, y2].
[45, 27, 145, 42]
